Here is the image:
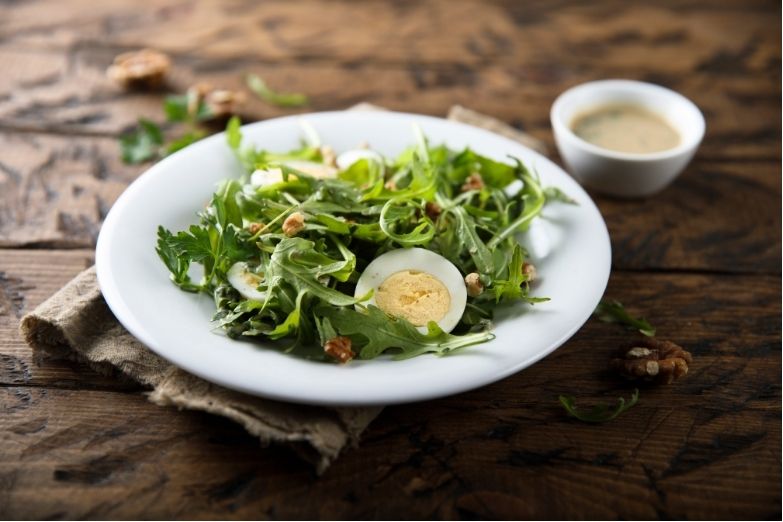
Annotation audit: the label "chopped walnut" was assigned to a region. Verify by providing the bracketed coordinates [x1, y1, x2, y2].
[522, 262, 536, 282]
[465, 272, 483, 297]
[282, 211, 305, 236]
[461, 172, 485, 192]
[247, 222, 266, 235]
[107, 49, 171, 89]
[324, 336, 354, 363]
[610, 338, 692, 384]
[320, 145, 337, 167]
[384, 180, 397, 191]
[425, 201, 442, 220]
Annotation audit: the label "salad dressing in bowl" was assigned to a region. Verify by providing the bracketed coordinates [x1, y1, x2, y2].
[570, 104, 680, 154]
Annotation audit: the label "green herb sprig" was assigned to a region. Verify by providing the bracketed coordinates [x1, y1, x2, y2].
[246, 74, 309, 108]
[155, 118, 568, 360]
[559, 389, 639, 423]
[594, 299, 656, 337]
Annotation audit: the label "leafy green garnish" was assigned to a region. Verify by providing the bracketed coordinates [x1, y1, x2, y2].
[544, 186, 578, 205]
[559, 389, 640, 423]
[120, 118, 164, 164]
[246, 73, 309, 108]
[595, 300, 656, 337]
[318, 305, 494, 360]
[163, 94, 213, 123]
[166, 129, 207, 155]
[155, 119, 572, 361]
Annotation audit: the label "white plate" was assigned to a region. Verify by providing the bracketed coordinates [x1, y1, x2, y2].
[96, 111, 611, 406]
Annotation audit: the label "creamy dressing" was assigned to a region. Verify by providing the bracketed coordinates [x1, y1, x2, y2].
[571, 104, 680, 154]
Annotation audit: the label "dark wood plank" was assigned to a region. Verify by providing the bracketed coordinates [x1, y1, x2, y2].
[0, 249, 141, 391]
[1, 267, 779, 519]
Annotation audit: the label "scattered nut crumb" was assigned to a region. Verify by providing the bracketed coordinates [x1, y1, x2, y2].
[324, 336, 354, 363]
[522, 262, 536, 282]
[610, 338, 692, 384]
[107, 49, 171, 89]
[425, 201, 442, 220]
[320, 145, 337, 167]
[282, 211, 305, 236]
[465, 272, 483, 297]
[247, 222, 266, 235]
[461, 172, 485, 192]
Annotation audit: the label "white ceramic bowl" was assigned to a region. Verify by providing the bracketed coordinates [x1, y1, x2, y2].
[551, 79, 705, 197]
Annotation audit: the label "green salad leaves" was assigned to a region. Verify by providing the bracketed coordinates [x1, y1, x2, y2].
[156, 117, 568, 362]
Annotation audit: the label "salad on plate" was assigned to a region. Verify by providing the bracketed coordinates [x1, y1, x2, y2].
[156, 117, 571, 363]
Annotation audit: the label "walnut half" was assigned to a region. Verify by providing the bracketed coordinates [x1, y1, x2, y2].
[107, 49, 171, 89]
[610, 338, 692, 384]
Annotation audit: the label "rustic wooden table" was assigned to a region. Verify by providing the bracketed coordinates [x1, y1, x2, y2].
[1, 0, 780, 519]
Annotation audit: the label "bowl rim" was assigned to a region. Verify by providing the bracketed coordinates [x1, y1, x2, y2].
[550, 79, 705, 162]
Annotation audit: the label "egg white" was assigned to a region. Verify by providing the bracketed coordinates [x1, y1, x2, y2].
[354, 248, 467, 333]
[250, 160, 338, 188]
[336, 149, 384, 171]
[227, 262, 267, 301]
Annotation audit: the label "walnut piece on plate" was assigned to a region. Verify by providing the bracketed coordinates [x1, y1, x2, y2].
[324, 336, 354, 364]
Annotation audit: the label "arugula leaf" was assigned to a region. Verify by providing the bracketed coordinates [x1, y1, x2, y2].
[265, 238, 362, 306]
[443, 204, 494, 274]
[379, 198, 436, 246]
[544, 186, 578, 205]
[318, 304, 494, 360]
[166, 129, 207, 155]
[450, 148, 517, 188]
[559, 389, 640, 423]
[120, 118, 163, 164]
[594, 300, 656, 337]
[226, 115, 243, 153]
[490, 244, 548, 304]
[246, 73, 309, 108]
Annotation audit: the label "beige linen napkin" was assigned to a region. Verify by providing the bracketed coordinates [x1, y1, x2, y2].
[20, 104, 546, 473]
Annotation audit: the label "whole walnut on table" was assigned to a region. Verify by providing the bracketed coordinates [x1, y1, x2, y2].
[610, 338, 692, 384]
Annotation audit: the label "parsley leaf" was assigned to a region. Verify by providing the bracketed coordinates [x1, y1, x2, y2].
[595, 300, 656, 337]
[559, 389, 640, 423]
[120, 118, 163, 164]
[246, 73, 309, 108]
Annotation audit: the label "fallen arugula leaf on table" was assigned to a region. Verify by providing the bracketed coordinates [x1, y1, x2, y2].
[246, 73, 309, 108]
[559, 389, 639, 423]
[120, 118, 164, 164]
[594, 299, 656, 337]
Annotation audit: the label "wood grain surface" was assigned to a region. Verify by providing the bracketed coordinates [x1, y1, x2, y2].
[0, 0, 780, 519]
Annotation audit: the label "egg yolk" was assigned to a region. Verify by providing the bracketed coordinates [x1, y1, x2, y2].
[374, 270, 451, 326]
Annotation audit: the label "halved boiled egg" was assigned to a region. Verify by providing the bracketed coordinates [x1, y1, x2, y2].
[250, 160, 338, 188]
[354, 248, 467, 333]
[227, 261, 266, 301]
[336, 149, 384, 171]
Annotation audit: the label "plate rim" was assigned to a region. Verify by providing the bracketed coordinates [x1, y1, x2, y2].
[96, 110, 611, 406]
